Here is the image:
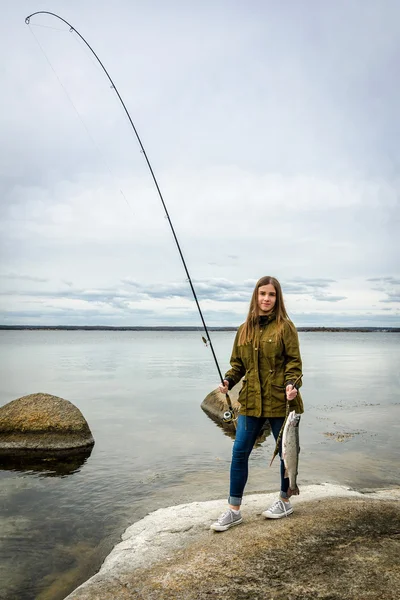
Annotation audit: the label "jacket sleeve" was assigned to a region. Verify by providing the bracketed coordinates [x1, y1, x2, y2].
[224, 328, 246, 389]
[282, 321, 303, 388]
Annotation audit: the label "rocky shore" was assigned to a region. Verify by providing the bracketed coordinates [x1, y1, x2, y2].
[65, 484, 400, 600]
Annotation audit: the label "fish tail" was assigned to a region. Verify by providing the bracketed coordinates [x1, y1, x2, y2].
[288, 485, 300, 496]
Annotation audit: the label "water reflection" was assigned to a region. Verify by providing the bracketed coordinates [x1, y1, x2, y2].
[0, 330, 398, 600]
[0, 447, 93, 477]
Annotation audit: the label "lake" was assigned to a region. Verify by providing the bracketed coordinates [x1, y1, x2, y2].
[0, 330, 399, 600]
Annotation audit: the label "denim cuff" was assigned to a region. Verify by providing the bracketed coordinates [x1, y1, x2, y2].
[228, 495, 242, 506]
[280, 490, 289, 499]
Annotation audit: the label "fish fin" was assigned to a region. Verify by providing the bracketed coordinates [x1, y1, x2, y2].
[288, 486, 300, 496]
[269, 451, 278, 467]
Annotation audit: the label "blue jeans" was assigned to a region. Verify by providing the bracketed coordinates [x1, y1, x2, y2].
[229, 415, 289, 506]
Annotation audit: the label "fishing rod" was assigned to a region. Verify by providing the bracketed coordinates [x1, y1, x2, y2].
[25, 11, 236, 422]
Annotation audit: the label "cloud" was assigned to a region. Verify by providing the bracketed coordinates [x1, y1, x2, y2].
[0, 272, 48, 283]
[367, 276, 400, 284]
[380, 295, 400, 304]
[1, 1, 399, 327]
[2, 275, 397, 327]
[367, 276, 400, 304]
[312, 295, 347, 303]
[2, 276, 341, 307]
[283, 278, 346, 302]
[122, 277, 256, 302]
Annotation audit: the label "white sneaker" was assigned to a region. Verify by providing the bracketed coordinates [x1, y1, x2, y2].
[210, 508, 243, 531]
[262, 498, 293, 519]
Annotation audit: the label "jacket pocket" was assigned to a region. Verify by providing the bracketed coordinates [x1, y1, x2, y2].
[239, 343, 252, 363]
[271, 383, 286, 402]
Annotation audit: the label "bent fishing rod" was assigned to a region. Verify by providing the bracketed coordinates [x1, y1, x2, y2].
[25, 11, 235, 422]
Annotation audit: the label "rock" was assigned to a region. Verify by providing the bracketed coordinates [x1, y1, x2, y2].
[201, 383, 271, 441]
[64, 485, 400, 600]
[0, 392, 94, 456]
[201, 385, 241, 434]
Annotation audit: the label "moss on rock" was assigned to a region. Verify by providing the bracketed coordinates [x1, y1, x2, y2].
[0, 393, 94, 455]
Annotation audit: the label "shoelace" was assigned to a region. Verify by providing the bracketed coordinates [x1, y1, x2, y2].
[271, 499, 290, 515]
[218, 509, 234, 523]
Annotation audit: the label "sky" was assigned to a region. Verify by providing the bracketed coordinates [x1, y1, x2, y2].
[0, 0, 399, 327]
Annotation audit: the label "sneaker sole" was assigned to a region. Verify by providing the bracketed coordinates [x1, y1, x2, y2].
[210, 517, 243, 531]
[262, 508, 293, 519]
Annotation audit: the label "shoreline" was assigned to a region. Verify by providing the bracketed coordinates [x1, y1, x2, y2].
[64, 483, 400, 599]
[0, 326, 399, 332]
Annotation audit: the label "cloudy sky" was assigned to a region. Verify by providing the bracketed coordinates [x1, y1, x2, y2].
[1, 0, 399, 327]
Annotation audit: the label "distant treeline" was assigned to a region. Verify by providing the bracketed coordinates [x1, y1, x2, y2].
[0, 325, 399, 332]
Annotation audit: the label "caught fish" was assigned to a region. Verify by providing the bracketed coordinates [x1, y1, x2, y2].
[282, 410, 301, 496]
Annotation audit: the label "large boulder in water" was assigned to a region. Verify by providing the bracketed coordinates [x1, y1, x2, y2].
[0, 393, 94, 456]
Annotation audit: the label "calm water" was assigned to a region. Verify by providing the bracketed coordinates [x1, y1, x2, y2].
[0, 331, 399, 600]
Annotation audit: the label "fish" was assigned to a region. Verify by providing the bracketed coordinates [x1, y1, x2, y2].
[282, 410, 301, 496]
[269, 376, 303, 467]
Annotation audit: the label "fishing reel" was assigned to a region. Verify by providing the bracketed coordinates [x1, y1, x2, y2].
[223, 410, 234, 423]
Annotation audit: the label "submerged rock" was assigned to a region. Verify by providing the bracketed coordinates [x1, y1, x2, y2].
[0, 392, 94, 456]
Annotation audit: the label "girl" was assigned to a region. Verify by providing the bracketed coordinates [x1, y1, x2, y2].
[211, 276, 303, 531]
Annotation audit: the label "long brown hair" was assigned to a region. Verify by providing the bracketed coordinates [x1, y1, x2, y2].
[238, 276, 290, 345]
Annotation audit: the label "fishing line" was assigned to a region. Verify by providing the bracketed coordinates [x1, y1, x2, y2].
[70, 30, 109, 82]
[70, 31, 138, 156]
[25, 11, 235, 420]
[27, 23, 133, 211]
[29, 23, 67, 32]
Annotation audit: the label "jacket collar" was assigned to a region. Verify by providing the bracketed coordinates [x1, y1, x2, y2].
[259, 312, 276, 325]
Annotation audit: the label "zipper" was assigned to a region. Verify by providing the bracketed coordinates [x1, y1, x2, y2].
[245, 373, 248, 430]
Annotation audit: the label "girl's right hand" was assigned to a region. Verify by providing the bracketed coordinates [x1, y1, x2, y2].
[219, 380, 230, 394]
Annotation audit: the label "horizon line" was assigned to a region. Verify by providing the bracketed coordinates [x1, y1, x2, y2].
[0, 325, 399, 332]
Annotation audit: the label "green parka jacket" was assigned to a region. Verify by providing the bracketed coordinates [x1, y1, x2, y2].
[225, 314, 304, 418]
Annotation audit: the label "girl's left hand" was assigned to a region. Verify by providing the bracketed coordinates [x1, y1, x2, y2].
[286, 384, 298, 401]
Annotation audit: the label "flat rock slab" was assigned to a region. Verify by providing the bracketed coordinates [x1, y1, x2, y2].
[0, 393, 94, 455]
[65, 485, 400, 600]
